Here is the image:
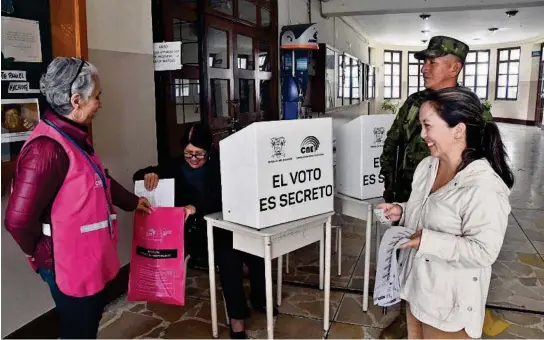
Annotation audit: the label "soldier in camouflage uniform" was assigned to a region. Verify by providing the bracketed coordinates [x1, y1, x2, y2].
[378, 36, 493, 339]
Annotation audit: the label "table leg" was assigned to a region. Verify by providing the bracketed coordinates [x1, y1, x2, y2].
[323, 217, 332, 332]
[264, 236, 274, 339]
[207, 222, 218, 338]
[277, 254, 283, 306]
[363, 204, 372, 312]
[319, 228, 324, 290]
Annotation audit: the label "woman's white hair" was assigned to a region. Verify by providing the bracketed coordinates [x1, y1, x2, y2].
[40, 57, 99, 116]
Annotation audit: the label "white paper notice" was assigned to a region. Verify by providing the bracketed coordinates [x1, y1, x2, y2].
[134, 179, 175, 208]
[1, 70, 26, 81]
[1, 17, 42, 63]
[153, 41, 182, 71]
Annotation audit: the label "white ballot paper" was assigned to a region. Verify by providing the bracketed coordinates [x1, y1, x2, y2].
[373, 227, 414, 307]
[134, 179, 175, 208]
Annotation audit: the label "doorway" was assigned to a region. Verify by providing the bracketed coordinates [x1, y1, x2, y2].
[152, 0, 278, 161]
[536, 43, 544, 127]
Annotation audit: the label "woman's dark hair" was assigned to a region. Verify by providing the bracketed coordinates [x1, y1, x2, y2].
[181, 123, 213, 152]
[423, 87, 514, 189]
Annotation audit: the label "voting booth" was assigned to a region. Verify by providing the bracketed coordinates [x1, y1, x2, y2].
[335, 114, 395, 200]
[220, 118, 334, 229]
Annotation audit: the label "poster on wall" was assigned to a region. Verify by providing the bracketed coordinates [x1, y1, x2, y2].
[1, 98, 39, 161]
[1, 17, 42, 63]
[280, 23, 319, 50]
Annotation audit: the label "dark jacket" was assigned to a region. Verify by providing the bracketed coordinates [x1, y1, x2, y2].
[4, 110, 140, 270]
[132, 154, 223, 257]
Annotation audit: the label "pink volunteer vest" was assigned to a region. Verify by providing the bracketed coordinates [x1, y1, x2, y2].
[20, 120, 120, 297]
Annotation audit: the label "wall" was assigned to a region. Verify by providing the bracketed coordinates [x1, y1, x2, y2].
[0, 0, 157, 336]
[86, 0, 157, 268]
[371, 38, 544, 122]
[278, 0, 371, 121]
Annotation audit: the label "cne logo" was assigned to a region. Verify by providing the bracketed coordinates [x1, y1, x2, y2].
[300, 136, 320, 154]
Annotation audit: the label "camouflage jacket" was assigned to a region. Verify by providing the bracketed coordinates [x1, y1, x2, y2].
[379, 86, 492, 203]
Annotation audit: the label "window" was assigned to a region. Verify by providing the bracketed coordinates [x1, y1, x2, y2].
[407, 52, 424, 95]
[463, 50, 490, 99]
[367, 65, 375, 99]
[173, 19, 199, 65]
[350, 58, 361, 101]
[174, 79, 200, 124]
[366, 47, 375, 99]
[337, 53, 361, 105]
[325, 48, 336, 108]
[337, 54, 344, 99]
[384, 50, 402, 99]
[496, 47, 520, 100]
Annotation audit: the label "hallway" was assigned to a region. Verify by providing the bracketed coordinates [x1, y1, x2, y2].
[97, 123, 544, 339]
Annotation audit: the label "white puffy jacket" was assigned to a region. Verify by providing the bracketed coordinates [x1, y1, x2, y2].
[397, 156, 511, 338]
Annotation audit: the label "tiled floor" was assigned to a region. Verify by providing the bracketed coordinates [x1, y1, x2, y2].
[99, 124, 544, 339]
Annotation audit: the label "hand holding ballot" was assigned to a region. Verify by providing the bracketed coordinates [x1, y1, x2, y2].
[136, 197, 153, 215]
[376, 203, 403, 223]
[399, 230, 422, 250]
[144, 173, 160, 191]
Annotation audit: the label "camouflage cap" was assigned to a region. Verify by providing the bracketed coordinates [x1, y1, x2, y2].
[414, 36, 469, 62]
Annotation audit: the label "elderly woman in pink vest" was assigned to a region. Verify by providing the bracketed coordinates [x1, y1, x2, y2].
[4, 57, 152, 339]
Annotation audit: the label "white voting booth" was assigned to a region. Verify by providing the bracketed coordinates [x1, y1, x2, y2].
[335, 114, 395, 200]
[220, 118, 334, 229]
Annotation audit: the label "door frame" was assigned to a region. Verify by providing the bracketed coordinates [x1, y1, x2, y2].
[535, 42, 544, 126]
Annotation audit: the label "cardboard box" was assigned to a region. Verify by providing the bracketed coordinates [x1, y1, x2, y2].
[335, 114, 395, 200]
[220, 118, 334, 229]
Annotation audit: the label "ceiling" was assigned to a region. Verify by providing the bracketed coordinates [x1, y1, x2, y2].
[353, 6, 544, 46]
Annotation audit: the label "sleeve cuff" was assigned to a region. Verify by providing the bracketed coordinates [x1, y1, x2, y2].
[394, 202, 407, 226]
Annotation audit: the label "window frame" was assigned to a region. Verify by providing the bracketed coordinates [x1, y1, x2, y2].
[407, 51, 424, 96]
[336, 52, 362, 106]
[383, 50, 402, 99]
[463, 49, 490, 100]
[495, 47, 521, 101]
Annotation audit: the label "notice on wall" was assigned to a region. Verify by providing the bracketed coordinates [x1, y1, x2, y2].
[7, 82, 39, 94]
[153, 41, 182, 71]
[1, 70, 26, 81]
[1, 17, 42, 63]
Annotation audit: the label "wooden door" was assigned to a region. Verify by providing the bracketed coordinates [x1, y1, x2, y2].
[158, 2, 202, 159]
[153, 0, 278, 158]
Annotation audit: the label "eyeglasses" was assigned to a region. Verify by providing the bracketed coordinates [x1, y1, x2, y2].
[69, 59, 87, 97]
[184, 152, 207, 160]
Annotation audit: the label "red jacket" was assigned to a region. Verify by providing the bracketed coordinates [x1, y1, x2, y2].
[4, 110, 139, 270]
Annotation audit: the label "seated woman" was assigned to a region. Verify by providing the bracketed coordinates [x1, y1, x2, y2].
[133, 123, 276, 339]
[378, 87, 513, 339]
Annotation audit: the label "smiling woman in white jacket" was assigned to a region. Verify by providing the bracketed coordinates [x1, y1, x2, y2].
[378, 87, 514, 339]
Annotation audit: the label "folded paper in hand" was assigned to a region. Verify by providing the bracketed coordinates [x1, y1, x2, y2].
[373, 227, 413, 307]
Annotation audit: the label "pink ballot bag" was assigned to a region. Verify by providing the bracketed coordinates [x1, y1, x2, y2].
[128, 207, 186, 306]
